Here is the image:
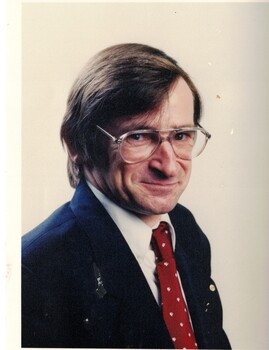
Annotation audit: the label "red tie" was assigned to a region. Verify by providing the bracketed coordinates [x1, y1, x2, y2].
[152, 221, 198, 350]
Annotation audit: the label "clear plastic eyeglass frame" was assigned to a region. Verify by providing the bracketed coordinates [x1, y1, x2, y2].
[96, 124, 211, 164]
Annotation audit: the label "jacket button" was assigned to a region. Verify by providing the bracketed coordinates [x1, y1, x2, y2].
[83, 317, 91, 330]
[209, 284, 216, 291]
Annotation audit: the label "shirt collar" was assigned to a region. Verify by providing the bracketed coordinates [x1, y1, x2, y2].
[87, 181, 176, 260]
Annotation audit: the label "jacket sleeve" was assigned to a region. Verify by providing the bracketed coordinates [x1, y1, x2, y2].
[21, 210, 92, 348]
[170, 204, 231, 349]
[22, 253, 76, 347]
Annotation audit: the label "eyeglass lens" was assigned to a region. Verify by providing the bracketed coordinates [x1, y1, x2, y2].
[120, 130, 207, 163]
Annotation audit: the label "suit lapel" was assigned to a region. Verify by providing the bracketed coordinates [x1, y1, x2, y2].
[70, 180, 173, 348]
[169, 207, 209, 349]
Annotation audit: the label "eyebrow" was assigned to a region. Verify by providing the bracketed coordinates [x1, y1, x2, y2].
[170, 124, 195, 129]
[116, 120, 196, 136]
[127, 124, 196, 131]
[117, 123, 152, 134]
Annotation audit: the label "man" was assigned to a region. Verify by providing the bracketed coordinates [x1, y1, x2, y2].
[22, 43, 231, 349]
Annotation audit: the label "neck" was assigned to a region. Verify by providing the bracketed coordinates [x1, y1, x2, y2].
[136, 213, 162, 228]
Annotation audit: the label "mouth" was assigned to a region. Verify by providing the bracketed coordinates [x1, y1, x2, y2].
[140, 181, 179, 192]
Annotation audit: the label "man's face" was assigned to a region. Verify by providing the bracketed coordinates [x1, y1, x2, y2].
[85, 78, 194, 226]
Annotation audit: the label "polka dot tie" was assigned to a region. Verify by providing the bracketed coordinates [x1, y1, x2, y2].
[152, 222, 198, 350]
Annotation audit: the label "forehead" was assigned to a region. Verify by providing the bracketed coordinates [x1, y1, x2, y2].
[108, 78, 194, 133]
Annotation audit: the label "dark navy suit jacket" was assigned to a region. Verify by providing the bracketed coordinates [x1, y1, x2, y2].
[22, 180, 231, 348]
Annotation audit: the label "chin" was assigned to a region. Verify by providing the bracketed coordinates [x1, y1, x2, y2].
[141, 199, 179, 216]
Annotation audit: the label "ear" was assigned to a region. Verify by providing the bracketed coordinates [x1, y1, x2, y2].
[62, 137, 82, 164]
[67, 146, 81, 164]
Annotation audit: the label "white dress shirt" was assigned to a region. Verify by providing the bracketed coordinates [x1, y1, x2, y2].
[87, 182, 186, 307]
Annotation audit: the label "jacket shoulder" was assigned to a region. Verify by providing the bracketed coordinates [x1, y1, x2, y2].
[170, 203, 210, 247]
[21, 201, 94, 271]
[22, 203, 74, 252]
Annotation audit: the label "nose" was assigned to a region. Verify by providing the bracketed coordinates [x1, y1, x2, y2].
[148, 140, 179, 177]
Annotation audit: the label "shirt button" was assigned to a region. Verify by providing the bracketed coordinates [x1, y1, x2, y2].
[209, 284, 216, 292]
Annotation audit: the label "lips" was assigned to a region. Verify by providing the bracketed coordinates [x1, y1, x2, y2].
[141, 180, 179, 187]
[140, 181, 179, 192]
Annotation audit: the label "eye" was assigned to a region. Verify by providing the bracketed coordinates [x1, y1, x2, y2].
[175, 131, 194, 140]
[174, 132, 187, 141]
[129, 133, 143, 141]
[125, 132, 153, 146]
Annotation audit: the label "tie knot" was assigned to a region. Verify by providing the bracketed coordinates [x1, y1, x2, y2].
[152, 222, 173, 261]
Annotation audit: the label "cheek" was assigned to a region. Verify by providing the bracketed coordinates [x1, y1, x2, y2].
[105, 151, 135, 190]
[126, 162, 150, 180]
[110, 163, 146, 194]
[179, 159, 192, 175]
[176, 160, 192, 187]
[185, 165, 192, 187]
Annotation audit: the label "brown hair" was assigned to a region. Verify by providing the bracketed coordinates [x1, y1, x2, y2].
[60, 43, 201, 187]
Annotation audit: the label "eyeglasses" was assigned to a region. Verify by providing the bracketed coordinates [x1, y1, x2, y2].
[96, 124, 211, 164]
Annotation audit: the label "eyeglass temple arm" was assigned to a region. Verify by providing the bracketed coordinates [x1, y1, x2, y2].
[96, 125, 120, 143]
[197, 123, 211, 139]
